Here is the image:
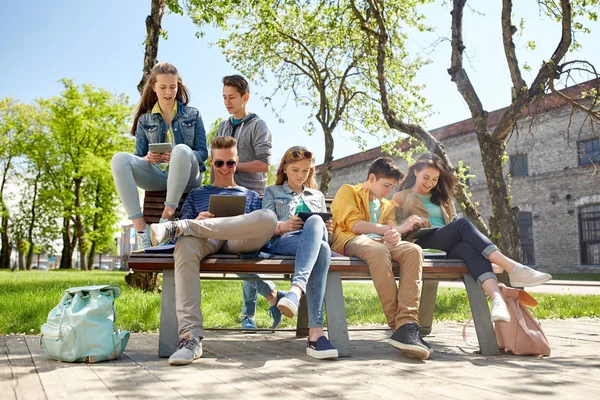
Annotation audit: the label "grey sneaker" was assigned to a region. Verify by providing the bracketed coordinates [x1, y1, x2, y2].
[509, 264, 552, 287]
[150, 221, 180, 247]
[389, 323, 430, 360]
[168, 337, 203, 366]
[135, 225, 152, 250]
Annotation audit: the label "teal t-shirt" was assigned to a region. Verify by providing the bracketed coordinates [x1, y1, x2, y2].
[294, 197, 311, 214]
[366, 198, 382, 239]
[232, 117, 244, 126]
[417, 193, 445, 227]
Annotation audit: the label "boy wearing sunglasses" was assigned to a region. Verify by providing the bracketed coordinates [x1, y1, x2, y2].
[215, 74, 284, 331]
[149, 136, 278, 366]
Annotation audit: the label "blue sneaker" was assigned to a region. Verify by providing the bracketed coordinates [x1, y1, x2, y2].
[268, 290, 286, 329]
[307, 336, 338, 359]
[277, 291, 300, 318]
[241, 316, 257, 331]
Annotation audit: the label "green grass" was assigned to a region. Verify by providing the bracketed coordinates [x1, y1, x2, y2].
[1, 270, 599, 334]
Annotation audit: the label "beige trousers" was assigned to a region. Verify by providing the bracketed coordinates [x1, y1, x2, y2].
[173, 209, 277, 338]
[344, 235, 424, 331]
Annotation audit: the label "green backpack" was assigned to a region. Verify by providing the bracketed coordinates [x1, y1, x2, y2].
[40, 285, 130, 363]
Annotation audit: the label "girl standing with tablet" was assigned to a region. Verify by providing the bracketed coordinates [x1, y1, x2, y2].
[262, 146, 338, 359]
[111, 63, 208, 249]
[393, 153, 552, 322]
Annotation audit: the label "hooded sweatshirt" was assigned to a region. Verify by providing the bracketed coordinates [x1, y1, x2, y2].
[216, 113, 272, 195]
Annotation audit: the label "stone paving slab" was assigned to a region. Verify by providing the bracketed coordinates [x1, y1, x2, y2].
[2, 319, 599, 399]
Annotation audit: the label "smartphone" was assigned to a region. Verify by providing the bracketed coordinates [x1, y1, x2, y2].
[149, 143, 173, 154]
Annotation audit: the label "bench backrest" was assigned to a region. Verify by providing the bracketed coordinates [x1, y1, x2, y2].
[142, 191, 333, 223]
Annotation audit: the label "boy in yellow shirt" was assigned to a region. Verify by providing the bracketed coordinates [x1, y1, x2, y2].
[330, 157, 430, 360]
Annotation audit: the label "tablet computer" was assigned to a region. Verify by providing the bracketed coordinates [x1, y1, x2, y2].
[297, 212, 333, 222]
[404, 227, 439, 241]
[149, 143, 173, 154]
[208, 195, 247, 218]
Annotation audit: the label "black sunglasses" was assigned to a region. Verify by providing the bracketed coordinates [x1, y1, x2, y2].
[286, 150, 313, 160]
[214, 159, 237, 168]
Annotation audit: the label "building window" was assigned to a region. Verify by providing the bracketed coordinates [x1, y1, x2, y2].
[518, 212, 535, 265]
[509, 153, 528, 177]
[578, 139, 600, 166]
[579, 204, 600, 265]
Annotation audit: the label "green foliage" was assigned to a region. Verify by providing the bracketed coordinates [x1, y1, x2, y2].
[1, 81, 134, 269]
[198, 0, 431, 170]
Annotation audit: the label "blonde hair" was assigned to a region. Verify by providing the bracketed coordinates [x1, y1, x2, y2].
[275, 146, 317, 188]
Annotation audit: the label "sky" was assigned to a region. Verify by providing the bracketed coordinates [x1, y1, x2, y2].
[1, 0, 599, 166]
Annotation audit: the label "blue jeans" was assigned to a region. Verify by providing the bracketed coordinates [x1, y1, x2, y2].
[239, 277, 276, 317]
[111, 144, 201, 219]
[416, 218, 499, 284]
[268, 215, 331, 327]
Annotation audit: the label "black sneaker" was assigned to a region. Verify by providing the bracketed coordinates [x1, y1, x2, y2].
[419, 335, 434, 355]
[389, 323, 430, 360]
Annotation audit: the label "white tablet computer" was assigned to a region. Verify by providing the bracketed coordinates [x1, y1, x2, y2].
[208, 195, 247, 218]
[149, 143, 173, 154]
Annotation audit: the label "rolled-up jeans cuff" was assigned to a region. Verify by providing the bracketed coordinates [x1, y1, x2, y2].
[477, 272, 498, 285]
[129, 212, 144, 220]
[482, 245, 498, 258]
[164, 201, 178, 209]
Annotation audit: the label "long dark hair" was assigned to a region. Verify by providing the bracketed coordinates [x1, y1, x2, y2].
[399, 152, 456, 206]
[130, 63, 191, 136]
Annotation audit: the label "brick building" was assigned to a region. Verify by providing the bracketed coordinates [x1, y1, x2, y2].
[317, 80, 600, 273]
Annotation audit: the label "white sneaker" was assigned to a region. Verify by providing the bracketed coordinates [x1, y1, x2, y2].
[509, 264, 552, 287]
[491, 298, 511, 322]
[150, 221, 180, 247]
[135, 226, 152, 250]
[168, 337, 203, 366]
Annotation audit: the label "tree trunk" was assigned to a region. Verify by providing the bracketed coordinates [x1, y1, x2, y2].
[478, 134, 523, 261]
[87, 242, 96, 272]
[25, 170, 41, 270]
[17, 241, 25, 271]
[72, 177, 88, 271]
[0, 156, 12, 269]
[59, 217, 72, 269]
[319, 128, 335, 194]
[0, 209, 10, 269]
[137, 0, 166, 95]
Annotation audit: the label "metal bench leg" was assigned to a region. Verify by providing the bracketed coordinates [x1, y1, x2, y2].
[159, 269, 178, 358]
[418, 280, 439, 337]
[463, 273, 499, 356]
[296, 295, 309, 337]
[324, 271, 350, 357]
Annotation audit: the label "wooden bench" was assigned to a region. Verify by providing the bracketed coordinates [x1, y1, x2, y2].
[132, 191, 499, 357]
[127, 253, 499, 357]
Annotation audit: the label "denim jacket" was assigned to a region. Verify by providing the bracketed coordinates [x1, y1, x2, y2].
[262, 182, 327, 221]
[134, 101, 208, 170]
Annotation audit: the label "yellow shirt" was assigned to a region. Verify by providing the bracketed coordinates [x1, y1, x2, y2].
[330, 183, 398, 254]
[152, 102, 177, 171]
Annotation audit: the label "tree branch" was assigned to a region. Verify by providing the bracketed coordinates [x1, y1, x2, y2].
[501, 0, 526, 93]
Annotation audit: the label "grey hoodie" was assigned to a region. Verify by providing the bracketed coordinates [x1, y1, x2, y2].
[216, 113, 272, 195]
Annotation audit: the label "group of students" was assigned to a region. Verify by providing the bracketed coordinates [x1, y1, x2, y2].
[111, 62, 553, 366]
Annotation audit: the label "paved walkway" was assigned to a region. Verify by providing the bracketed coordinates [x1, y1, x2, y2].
[438, 280, 600, 295]
[3, 318, 599, 399]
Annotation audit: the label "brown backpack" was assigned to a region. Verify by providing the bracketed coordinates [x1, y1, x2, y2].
[494, 283, 551, 357]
